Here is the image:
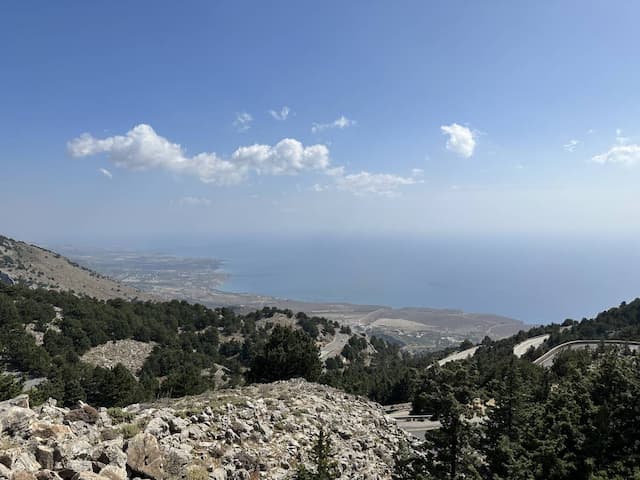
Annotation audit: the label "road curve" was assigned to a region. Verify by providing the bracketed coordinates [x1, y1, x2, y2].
[513, 334, 550, 358]
[319, 332, 349, 361]
[437, 346, 479, 366]
[533, 340, 640, 368]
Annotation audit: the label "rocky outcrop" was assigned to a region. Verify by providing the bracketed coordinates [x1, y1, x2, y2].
[0, 380, 412, 480]
[80, 341, 157, 376]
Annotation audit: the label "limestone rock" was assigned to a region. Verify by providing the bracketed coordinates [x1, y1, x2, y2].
[10, 471, 36, 480]
[35, 446, 55, 471]
[0, 407, 36, 436]
[96, 467, 125, 480]
[126, 433, 164, 480]
[0, 381, 412, 480]
[30, 422, 72, 440]
[0, 464, 11, 480]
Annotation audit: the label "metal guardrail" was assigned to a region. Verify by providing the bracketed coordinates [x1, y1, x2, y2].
[533, 340, 640, 367]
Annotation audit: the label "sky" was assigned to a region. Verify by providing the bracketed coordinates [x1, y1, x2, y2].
[2, 1, 640, 243]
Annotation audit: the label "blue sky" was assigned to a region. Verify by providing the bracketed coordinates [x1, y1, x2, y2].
[2, 1, 640, 243]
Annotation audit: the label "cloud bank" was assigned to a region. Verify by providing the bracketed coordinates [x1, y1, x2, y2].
[69, 124, 330, 185]
[68, 124, 419, 196]
[592, 144, 640, 165]
[334, 171, 421, 197]
[592, 130, 640, 165]
[441, 123, 476, 158]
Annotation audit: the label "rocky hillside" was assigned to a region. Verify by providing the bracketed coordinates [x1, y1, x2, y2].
[0, 380, 412, 480]
[0, 236, 146, 301]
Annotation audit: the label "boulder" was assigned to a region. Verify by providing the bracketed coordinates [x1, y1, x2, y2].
[96, 466, 125, 480]
[9, 453, 39, 473]
[0, 407, 36, 436]
[91, 442, 126, 470]
[30, 422, 72, 440]
[10, 472, 36, 480]
[0, 395, 30, 409]
[0, 464, 11, 480]
[69, 473, 106, 480]
[210, 468, 226, 480]
[126, 433, 164, 480]
[143, 418, 168, 438]
[34, 471, 63, 480]
[35, 445, 55, 470]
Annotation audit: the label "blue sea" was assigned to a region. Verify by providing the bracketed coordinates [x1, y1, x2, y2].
[136, 233, 640, 325]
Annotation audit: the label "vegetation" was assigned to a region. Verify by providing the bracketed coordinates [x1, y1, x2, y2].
[1, 282, 422, 408]
[395, 297, 640, 479]
[295, 429, 340, 480]
[4, 278, 640, 477]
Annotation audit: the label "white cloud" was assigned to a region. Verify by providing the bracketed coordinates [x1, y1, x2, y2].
[440, 123, 476, 158]
[68, 124, 331, 185]
[98, 167, 112, 179]
[269, 106, 290, 121]
[70, 124, 422, 197]
[592, 143, 640, 166]
[334, 171, 421, 197]
[564, 139, 580, 152]
[178, 196, 212, 207]
[233, 112, 253, 132]
[325, 166, 345, 177]
[312, 115, 356, 133]
[592, 130, 640, 166]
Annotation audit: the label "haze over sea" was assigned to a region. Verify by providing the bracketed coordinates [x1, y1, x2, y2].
[114, 233, 640, 326]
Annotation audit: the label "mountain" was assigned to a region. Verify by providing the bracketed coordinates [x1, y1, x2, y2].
[0, 236, 146, 301]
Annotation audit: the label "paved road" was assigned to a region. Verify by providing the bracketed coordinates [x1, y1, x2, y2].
[533, 340, 640, 368]
[513, 334, 550, 358]
[319, 332, 349, 361]
[437, 346, 479, 366]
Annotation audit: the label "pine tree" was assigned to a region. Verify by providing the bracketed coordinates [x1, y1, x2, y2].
[0, 373, 23, 401]
[296, 429, 340, 480]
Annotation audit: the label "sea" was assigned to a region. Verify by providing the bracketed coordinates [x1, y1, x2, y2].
[131, 233, 640, 326]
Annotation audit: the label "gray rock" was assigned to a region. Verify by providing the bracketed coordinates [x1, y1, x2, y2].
[11, 453, 40, 473]
[35, 445, 55, 470]
[96, 466, 126, 480]
[0, 407, 36, 436]
[34, 470, 63, 480]
[167, 416, 188, 434]
[91, 442, 126, 469]
[144, 417, 168, 438]
[126, 433, 164, 480]
[0, 464, 11, 480]
[58, 460, 93, 480]
[10, 472, 36, 480]
[210, 467, 226, 480]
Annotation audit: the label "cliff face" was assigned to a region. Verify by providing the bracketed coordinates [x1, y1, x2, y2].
[0, 380, 411, 480]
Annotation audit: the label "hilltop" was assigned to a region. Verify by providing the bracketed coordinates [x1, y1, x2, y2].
[0, 379, 412, 480]
[0, 236, 146, 301]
